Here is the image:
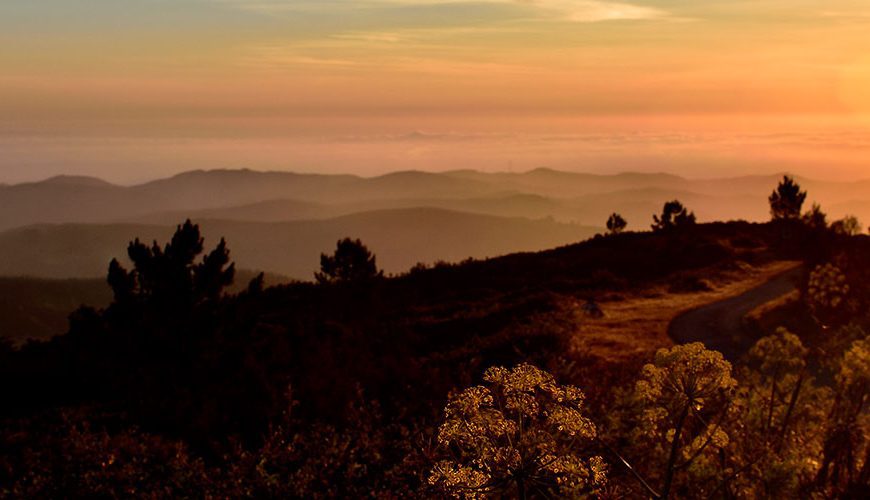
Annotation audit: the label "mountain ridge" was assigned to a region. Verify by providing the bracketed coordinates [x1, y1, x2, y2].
[8, 167, 858, 190]
[3, 168, 866, 232]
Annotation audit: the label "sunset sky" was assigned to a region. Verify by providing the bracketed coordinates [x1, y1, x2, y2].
[3, 0, 870, 183]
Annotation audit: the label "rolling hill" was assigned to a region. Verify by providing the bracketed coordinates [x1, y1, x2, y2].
[0, 208, 599, 280]
[0, 277, 110, 343]
[130, 188, 766, 229]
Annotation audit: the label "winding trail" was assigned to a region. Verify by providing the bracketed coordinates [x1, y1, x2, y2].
[668, 265, 803, 361]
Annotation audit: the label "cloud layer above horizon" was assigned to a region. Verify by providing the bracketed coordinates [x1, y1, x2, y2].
[2, 0, 870, 182]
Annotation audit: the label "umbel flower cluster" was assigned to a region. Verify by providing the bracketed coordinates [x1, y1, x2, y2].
[429, 363, 606, 498]
[807, 263, 850, 312]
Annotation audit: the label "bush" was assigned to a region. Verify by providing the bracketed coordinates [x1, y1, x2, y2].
[807, 263, 850, 323]
[428, 364, 607, 498]
[831, 215, 863, 236]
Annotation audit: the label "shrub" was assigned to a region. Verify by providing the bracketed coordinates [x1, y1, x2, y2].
[807, 263, 850, 318]
[622, 343, 736, 498]
[801, 203, 828, 231]
[831, 215, 863, 237]
[428, 363, 606, 498]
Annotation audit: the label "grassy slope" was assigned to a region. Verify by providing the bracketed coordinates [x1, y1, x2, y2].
[231, 221, 794, 414]
[569, 259, 801, 366]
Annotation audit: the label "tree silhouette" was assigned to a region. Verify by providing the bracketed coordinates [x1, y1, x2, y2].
[607, 213, 627, 235]
[98, 221, 289, 442]
[831, 215, 862, 236]
[769, 175, 807, 220]
[801, 203, 828, 231]
[651, 200, 696, 232]
[107, 219, 235, 312]
[245, 272, 265, 295]
[315, 238, 381, 284]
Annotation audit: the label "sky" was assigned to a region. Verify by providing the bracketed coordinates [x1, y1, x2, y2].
[2, 0, 870, 184]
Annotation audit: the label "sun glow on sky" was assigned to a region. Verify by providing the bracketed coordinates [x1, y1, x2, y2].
[2, 0, 870, 183]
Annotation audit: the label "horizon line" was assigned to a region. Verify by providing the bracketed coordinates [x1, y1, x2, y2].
[2, 167, 853, 188]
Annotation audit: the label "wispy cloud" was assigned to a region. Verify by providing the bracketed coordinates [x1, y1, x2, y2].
[214, 0, 672, 23]
[240, 42, 539, 75]
[819, 10, 870, 20]
[524, 0, 669, 23]
[239, 47, 365, 68]
[331, 32, 404, 44]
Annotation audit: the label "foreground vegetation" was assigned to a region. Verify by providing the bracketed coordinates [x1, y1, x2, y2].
[1, 178, 869, 497]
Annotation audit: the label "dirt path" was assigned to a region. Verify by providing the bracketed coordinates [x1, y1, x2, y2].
[567, 260, 802, 365]
[668, 266, 803, 360]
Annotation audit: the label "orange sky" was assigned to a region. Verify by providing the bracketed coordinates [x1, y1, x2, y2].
[2, 1, 870, 183]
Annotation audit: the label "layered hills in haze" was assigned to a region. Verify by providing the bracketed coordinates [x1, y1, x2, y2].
[1, 168, 867, 281]
[0, 209, 592, 279]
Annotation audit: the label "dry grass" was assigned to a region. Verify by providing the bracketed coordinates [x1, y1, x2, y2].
[564, 260, 802, 365]
[745, 289, 801, 323]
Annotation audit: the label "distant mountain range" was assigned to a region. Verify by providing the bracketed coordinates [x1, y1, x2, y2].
[1, 168, 867, 280]
[3, 168, 868, 231]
